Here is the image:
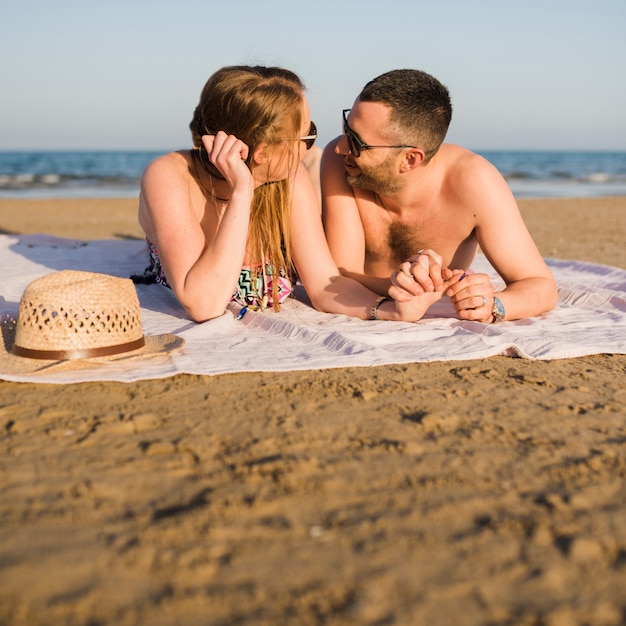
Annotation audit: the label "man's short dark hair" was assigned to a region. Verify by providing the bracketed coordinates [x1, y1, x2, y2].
[359, 69, 452, 161]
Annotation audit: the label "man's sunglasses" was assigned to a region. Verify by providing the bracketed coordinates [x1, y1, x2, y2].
[342, 109, 416, 158]
[299, 121, 317, 150]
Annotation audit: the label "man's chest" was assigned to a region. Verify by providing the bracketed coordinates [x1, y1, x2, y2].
[358, 202, 476, 269]
[360, 208, 447, 259]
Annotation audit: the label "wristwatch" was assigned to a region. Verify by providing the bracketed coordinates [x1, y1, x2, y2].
[491, 296, 505, 323]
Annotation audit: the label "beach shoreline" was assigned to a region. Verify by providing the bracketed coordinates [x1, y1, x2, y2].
[1, 196, 626, 625]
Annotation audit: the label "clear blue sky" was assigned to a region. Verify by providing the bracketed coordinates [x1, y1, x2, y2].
[1, 0, 624, 151]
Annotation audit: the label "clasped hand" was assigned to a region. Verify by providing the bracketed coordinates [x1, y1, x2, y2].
[389, 250, 496, 322]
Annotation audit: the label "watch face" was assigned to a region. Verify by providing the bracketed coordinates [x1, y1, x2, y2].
[492, 297, 505, 322]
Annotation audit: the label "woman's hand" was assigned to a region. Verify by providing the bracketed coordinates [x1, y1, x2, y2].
[201, 132, 254, 193]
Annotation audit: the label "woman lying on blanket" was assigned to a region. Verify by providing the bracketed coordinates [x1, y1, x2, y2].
[136, 65, 461, 322]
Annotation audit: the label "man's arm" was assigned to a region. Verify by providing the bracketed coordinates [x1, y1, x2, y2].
[320, 139, 392, 295]
[445, 155, 557, 322]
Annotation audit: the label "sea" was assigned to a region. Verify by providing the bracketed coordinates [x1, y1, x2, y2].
[1, 150, 626, 199]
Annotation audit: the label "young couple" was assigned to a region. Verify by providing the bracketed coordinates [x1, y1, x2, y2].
[137, 65, 557, 324]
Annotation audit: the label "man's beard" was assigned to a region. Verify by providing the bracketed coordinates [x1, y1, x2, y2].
[345, 155, 402, 195]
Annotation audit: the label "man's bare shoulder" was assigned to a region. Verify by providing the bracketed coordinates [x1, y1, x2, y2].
[320, 137, 355, 199]
[439, 144, 499, 176]
[438, 144, 510, 200]
[321, 136, 341, 159]
[320, 137, 343, 173]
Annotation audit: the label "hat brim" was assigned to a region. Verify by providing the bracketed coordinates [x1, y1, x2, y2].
[0, 319, 184, 377]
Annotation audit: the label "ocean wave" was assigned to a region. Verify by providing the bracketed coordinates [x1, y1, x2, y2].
[2, 150, 626, 199]
[502, 171, 626, 185]
[0, 172, 140, 191]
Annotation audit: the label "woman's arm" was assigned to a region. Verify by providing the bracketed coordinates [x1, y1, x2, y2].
[138, 134, 255, 322]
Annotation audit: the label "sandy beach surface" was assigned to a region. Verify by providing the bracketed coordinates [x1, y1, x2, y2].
[1, 196, 626, 626]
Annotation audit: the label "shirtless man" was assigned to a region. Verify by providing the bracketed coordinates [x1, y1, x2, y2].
[321, 69, 557, 323]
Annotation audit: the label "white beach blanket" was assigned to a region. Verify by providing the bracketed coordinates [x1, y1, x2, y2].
[1, 233, 625, 384]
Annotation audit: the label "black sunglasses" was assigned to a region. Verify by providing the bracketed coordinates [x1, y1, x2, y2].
[342, 109, 416, 158]
[299, 121, 317, 150]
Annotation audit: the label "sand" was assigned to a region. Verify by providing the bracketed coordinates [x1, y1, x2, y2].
[1, 196, 625, 626]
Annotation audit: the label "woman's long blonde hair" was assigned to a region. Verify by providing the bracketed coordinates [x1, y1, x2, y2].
[189, 66, 304, 307]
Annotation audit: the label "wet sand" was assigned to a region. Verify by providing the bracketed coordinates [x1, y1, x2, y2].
[1, 196, 625, 626]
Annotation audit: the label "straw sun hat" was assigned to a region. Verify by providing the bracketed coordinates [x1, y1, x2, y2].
[1, 270, 183, 375]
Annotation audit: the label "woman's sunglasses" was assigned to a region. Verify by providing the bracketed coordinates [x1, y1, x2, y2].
[342, 109, 416, 158]
[299, 121, 317, 150]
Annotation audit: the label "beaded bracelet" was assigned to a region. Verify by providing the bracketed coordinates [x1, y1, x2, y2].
[369, 296, 392, 320]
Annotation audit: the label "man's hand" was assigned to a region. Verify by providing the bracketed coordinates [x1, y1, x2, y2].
[446, 272, 496, 322]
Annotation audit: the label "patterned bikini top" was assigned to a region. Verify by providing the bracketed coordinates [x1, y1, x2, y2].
[137, 238, 293, 308]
